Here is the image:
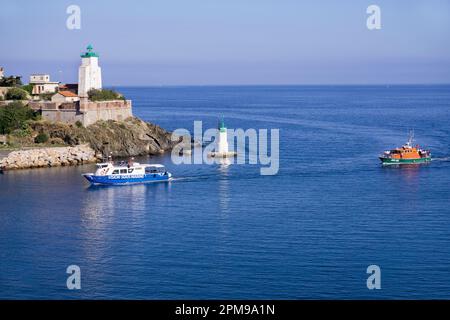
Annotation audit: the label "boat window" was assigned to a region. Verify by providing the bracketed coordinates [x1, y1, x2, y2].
[112, 169, 119, 174]
[120, 169, 127, 174]
[128, 168, 134, 173]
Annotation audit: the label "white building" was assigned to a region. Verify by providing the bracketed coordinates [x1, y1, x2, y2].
[30, 74, 50, 83]
[0, 67, 4, 79]
[78, 45, 102, 98]
[29, 74, 59, 95]
[51, 90, 80, 104]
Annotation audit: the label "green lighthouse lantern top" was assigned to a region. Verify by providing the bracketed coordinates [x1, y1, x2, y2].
[218, 116, 226, 132]
[81, 44, 99, 58]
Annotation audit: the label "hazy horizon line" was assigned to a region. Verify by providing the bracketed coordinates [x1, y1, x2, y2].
[104, 83, 450, 88]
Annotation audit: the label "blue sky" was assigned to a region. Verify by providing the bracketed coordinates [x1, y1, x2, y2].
[0, 0, 449, 85]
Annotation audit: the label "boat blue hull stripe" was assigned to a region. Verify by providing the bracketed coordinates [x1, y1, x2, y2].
[83, 173, 170, 185]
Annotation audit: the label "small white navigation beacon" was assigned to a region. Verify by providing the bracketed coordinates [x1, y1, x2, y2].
[208, 116, 237, 159]
[217, 116, 229, 154]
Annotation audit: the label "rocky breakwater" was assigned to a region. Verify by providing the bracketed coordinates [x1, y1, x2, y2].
[0, 144, 99, 170]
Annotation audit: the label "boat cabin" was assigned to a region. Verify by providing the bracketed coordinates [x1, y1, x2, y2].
[145, 164, 166, 174]
[93, 162, 167, 176]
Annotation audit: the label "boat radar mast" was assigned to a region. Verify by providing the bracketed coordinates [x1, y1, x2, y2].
[406, 130, 415, 148]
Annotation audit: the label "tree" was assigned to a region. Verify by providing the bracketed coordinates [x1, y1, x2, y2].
[39, 93, 54, 101]
[5, 87, 28, 100]
[0, 76, 23, 87]
[0, 101, 36, 134]
[21, 84, 34, 95]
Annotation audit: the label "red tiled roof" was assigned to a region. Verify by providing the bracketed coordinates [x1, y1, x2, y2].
[58, 90, 78, 97]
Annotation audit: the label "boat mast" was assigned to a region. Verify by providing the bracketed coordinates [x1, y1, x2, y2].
[407, 129, 414, 147]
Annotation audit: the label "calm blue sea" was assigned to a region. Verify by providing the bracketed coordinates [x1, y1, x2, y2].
[1, 85, 450, 299]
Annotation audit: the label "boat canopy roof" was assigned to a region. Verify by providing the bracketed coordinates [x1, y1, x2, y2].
[96, 162, 165, 169]
[144, 164, 165, 168]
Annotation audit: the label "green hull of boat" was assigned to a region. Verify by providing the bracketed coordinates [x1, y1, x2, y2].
[379, 157, 431, 165]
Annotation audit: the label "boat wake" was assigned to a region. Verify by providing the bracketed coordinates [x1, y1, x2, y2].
[431, 157, 450, 162]
[168, 177, 191, 182]
[169, 173, 220, 183]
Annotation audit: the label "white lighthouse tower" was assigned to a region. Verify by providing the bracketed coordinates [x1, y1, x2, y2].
[78, 45, 102, 98]
[217, 117, 229, 154]
[208, 117, 236, 158]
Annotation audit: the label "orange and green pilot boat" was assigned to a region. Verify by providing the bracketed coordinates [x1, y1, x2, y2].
[379, 133, 431, 165]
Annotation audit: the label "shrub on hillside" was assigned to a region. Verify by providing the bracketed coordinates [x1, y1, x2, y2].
[5, 87, 28, 100]
[34, 132, 49, 144]
[12, 123, 33, 137]
[88, 89, 125, 101]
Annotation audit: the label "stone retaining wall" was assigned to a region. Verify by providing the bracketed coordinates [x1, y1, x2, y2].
[81, 100, 133, 126]
[28, 99, 132, 126]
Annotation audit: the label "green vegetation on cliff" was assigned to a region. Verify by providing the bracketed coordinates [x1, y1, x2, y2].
[88, 89, 125, 101]
[0, 101, 39, 134]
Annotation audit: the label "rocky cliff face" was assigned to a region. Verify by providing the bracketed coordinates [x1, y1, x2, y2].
[30, 117, 176, 158]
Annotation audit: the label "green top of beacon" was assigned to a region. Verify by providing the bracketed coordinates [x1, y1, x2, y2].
[80, 44, 99, 58]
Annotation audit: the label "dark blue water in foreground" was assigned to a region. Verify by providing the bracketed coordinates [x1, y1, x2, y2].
[1, 85, 450, 299]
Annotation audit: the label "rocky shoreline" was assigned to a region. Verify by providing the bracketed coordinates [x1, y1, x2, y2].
[0, 144, 99, 170]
